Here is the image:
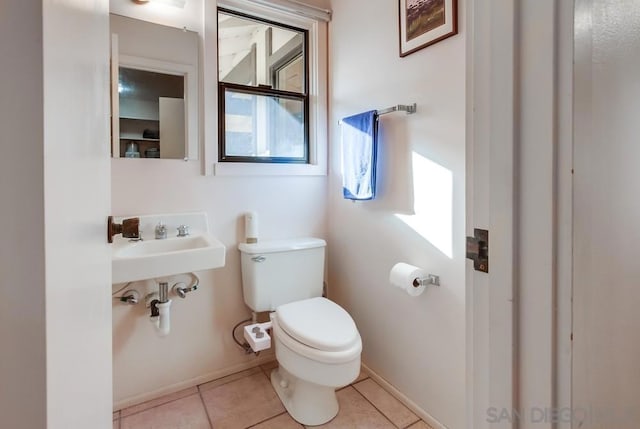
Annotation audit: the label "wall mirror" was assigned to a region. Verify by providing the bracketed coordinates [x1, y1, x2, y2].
[110, 14, 199, 160]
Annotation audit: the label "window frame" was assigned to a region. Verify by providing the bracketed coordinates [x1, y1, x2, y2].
[217, 8, 310, 164]
[206, 0, 328, 176]
[218, 81, 310, 163]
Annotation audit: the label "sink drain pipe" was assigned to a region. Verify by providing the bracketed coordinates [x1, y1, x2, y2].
[150, 282, 172, 337]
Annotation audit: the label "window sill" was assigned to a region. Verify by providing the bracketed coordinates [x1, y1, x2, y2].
[212, 161, 326, 176]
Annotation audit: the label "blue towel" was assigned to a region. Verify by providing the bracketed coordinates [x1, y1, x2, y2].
[341, 110, 378, 200]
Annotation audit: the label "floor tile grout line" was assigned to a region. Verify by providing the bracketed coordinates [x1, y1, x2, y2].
[401, 420, 425, 429]
[244, 411, 291, 428]
[349, 385, 408, 429]
[120, 390, 210, 419]
[351, 379, 421, 429]
[117, 390, 198, 420]
[197, 388, 215, 429]
[336, 373, 371, 392]
[200, 367, 285, 429]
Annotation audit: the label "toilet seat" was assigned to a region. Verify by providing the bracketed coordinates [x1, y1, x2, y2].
[273, 316, 362, 364]
[273, 297, 362, 364]
[276, 297, 359, 351]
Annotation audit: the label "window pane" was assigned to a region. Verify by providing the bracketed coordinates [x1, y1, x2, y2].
[218, 10, 306, 93]
[223, 88, 306, 160]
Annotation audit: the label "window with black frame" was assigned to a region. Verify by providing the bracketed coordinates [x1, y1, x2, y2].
[218, 8, 309, 163]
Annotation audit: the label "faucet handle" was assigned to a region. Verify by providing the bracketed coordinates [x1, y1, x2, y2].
[177, 224, 190, 237]
[155, 222, 167, 239]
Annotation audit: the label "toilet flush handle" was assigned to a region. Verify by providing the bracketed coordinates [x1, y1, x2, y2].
[252, 256, 266, 262]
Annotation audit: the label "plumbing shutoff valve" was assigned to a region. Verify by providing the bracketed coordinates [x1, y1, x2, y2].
[244, 322, 272, 352]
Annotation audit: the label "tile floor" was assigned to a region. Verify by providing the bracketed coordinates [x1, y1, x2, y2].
[113, 361, 434, 429]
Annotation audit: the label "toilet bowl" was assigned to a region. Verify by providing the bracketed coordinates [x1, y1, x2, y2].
[269, 297, 362, 426]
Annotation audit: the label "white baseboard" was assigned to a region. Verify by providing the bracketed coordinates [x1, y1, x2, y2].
[114, 352, 275, 411]
[361, 362, 447, 429]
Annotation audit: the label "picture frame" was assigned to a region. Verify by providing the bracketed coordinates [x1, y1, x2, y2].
[399, 0, 458, 57]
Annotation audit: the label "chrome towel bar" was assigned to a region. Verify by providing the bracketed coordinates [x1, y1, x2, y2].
[376, 103, 417, 116]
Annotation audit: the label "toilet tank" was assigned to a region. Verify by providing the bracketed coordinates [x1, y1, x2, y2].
[238, 237, 326, 312]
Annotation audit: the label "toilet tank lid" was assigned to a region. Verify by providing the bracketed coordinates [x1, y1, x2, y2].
[238, 237, 326, 254]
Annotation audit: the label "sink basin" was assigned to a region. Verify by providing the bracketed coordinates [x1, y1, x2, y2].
[117, 235, 212, 258]
[111, 212, 226, 283]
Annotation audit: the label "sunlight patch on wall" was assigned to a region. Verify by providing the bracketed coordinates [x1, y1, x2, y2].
[396, 152, 453, 258]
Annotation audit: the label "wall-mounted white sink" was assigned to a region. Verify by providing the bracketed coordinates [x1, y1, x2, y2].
[111, 212, 225, 284]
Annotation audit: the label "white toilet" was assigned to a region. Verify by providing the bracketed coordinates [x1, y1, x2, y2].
[238, 237, 362, 426]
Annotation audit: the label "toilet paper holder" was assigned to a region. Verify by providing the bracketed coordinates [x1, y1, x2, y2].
[413, 274, 440, 288]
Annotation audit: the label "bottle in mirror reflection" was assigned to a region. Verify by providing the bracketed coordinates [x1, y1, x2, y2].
[124, 142, 140, 158]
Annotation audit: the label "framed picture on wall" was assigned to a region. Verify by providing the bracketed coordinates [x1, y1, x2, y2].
[399, 0, 458, 57]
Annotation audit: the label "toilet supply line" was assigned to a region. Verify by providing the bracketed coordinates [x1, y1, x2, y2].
[232, 318, 254, 354]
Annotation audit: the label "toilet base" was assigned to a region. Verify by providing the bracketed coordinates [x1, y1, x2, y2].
[270, 367, 338, 426]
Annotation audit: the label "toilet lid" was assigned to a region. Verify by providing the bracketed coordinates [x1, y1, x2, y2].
[276, 297, 359, 352]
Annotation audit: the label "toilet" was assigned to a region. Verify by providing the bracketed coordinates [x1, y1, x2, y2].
[238, 237, 362, 426]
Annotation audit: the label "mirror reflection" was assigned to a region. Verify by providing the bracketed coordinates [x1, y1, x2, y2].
[110, 14, 199, 160]
[118, 67, 185, 158]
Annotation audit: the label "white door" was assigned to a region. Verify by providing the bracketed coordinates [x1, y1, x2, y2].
[466, 0, 516, 427]
[572, 0, 640, 427]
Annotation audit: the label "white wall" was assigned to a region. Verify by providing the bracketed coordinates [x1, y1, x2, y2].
[110, 0, 204, 33]
[328, 1, 466, 428]
[0, 3, 47, 428]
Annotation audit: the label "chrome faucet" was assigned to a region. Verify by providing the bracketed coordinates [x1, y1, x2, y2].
[177, 224, 190, 237]
[155, 222, 167, 239]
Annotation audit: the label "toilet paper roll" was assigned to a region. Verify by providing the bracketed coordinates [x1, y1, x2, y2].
[389, 262, 427, 297]
[245, 211, 258, 243]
